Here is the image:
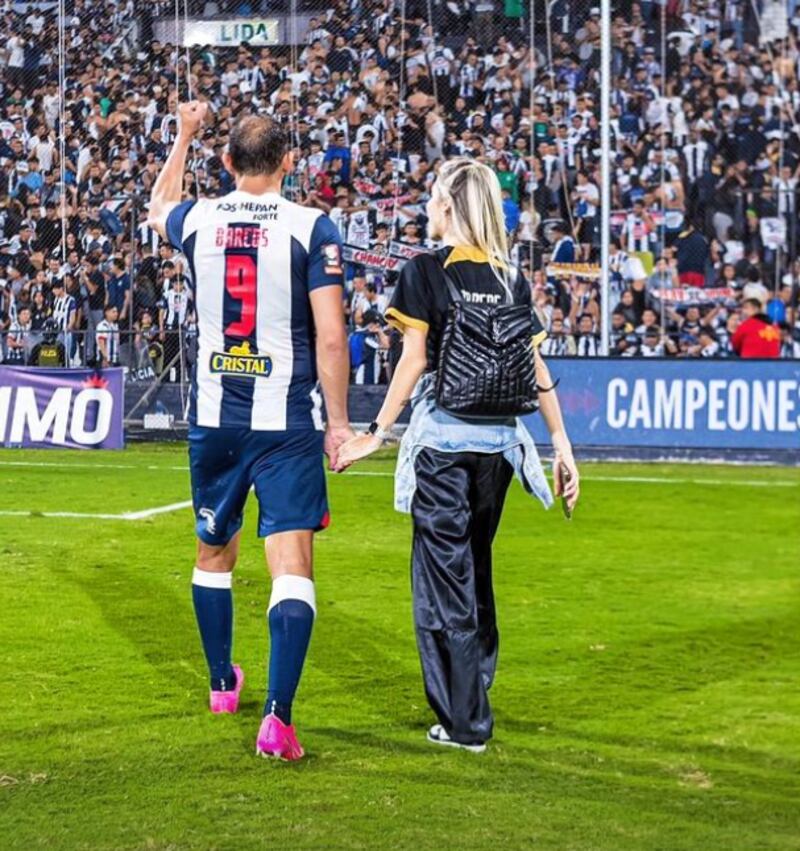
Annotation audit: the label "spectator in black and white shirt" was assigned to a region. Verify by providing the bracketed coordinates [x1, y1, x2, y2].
[540, 316, 576, 356]
[574, 313, 600, 356]
[6, 305, 32, 363]
[51, 278, 79, 365]
[95, 304, 120, 367]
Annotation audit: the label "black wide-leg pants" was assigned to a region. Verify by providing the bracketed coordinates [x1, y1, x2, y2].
[410, 447, 514, 745]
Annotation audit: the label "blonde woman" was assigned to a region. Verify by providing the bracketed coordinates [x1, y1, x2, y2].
[338, 159, 579, 753]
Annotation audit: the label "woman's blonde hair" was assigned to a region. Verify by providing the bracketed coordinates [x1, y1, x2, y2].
[433, 157, 511, 291]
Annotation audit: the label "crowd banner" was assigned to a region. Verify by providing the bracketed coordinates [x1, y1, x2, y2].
[342, 244, 403, 272]
[388, 241, 429, 261]
[184, 18, 280, 46]
[650, 287, 736, 304]
[609, 209, 684, 230]
[523, 359, 800, 451]
[154, 17, 291, 47]
[0, 367, 124, 450]
[547, 263, 602, 280]
[342, 240, 430, 274]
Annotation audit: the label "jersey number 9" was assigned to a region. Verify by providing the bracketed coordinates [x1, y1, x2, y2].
[224, 253, 257, 339]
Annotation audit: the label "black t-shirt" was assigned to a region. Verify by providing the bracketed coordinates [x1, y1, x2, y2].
[386, 245, 546, 369]
[86, 271, 106, 310]
[30, 306, 49, 330]
[37, 218, 61, 254]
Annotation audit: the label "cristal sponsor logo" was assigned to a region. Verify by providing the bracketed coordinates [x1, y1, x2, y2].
[198, 508, 217, 535]
[0, 376, 114, 446]
[209, 341, 273, 377]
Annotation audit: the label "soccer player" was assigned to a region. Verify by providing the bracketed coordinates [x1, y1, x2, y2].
[148, 102, 352, 761]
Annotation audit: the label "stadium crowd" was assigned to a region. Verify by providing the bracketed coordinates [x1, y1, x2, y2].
[0, 0, 798, 381]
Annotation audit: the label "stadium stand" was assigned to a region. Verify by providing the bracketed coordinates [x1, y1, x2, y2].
[0, 0, 797, 383]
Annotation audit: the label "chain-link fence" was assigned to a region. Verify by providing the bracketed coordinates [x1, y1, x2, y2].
[0, 0, 797, 423]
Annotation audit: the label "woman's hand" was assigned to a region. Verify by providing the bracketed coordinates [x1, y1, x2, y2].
[335, 433, 384, 471]
[552, 437, 580, 513]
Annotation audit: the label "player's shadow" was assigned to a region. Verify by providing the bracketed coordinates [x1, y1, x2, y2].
[301, 725, 435, 757]
[68, 560, 202, 696]
[225, 602, 429, 753]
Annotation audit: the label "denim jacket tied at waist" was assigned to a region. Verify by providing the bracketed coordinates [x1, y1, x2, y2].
[394, 374, 554, 514]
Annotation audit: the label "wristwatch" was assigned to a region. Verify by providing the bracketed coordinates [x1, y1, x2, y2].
[367, 421, 391, 441]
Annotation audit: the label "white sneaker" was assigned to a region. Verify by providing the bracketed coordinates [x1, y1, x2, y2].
[426, 724, 487, 754]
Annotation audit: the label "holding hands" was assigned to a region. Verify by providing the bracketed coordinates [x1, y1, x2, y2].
[335, 431, 384, 471]
[324, 424, 357, 472]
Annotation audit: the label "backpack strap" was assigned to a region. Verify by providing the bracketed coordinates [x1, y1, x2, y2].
[437, 257, 463, 304]
[507, 265, 519, 305]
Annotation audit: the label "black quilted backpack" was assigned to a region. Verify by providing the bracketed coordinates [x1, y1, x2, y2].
[434, 261, 539, 419]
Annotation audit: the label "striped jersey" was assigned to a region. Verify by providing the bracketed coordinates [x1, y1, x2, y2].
[160, 287, 192, 329]
[52, 293, 77, 332]
[95, 319, 120, 364]
[165, 190, 344, 431]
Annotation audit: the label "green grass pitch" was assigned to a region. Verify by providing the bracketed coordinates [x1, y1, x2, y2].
[0, 444, 799, 850]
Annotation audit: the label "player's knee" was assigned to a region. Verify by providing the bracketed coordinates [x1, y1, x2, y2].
[196, 541, 237, 573]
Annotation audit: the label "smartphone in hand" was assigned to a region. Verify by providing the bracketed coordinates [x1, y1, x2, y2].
[560, 462, 573, 521]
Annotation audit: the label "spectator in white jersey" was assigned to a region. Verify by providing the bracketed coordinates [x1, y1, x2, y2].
[51, 278, 78, 365]
[95, 304, 120, 367]
[6, 305, 32, 364]
[147, 102, 353, 763]
[158, 275, 194, 380]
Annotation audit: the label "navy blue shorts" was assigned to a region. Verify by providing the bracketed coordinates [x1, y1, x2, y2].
[188, 426, 329, 546]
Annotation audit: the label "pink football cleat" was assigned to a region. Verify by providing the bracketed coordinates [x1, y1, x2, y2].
[255, 713, 305, 761]
[209, 665, 244, 714]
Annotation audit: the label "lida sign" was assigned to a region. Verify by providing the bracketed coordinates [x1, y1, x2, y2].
[184, 18, 281, 46]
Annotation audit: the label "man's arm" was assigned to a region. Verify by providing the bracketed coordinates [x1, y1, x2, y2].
[120, 287, 131, 322]
[702, 304, 721, 327]
[309, 285, 353, 469]
[147, 101, 207, 241]
[97, 333, 108, 363]
[83, 271, 97, 295]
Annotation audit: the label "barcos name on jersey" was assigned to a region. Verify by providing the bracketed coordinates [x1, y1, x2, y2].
[215, 225, 271, 248]
[210, 341, 273, 377]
